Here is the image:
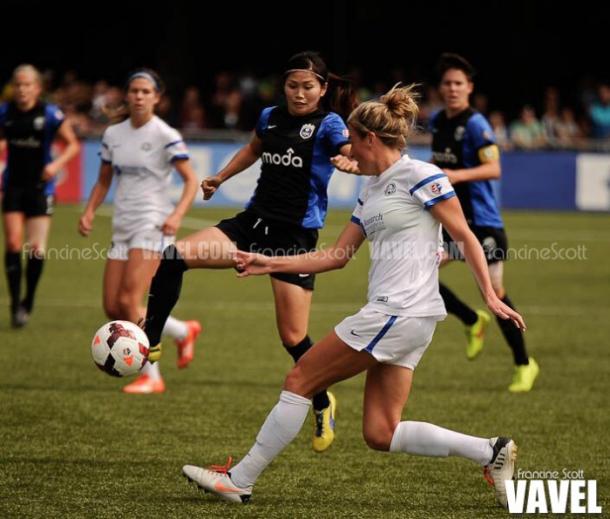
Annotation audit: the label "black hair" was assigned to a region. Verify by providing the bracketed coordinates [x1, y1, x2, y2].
[283, 51, 358, 120]
[436, 53, 476, 82]
[125, 68, 165, 94]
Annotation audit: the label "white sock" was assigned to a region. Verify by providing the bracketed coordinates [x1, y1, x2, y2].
[230, 390, 311, 488]
[389, 421, 493, 466]
[162, 315, 188, 340]
[141, 360, 162, 381]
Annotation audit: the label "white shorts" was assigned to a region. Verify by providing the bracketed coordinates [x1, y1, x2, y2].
[108, 229, 175, 261]
[334, 305, 444, 370]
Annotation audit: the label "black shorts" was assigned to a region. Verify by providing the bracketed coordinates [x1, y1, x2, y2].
[216, 210, 319, 290]
[443, 226, 508, 264]
[2, 185, 55, 217]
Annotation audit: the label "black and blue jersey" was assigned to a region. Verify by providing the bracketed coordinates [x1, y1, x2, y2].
[247, 105, 349, 229]
[0, 101, 65, 195]
[430, 108, 503, 228]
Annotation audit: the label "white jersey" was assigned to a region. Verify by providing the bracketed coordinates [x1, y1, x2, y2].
[351, 155, 455, 317]
[100, 116, 189, 240]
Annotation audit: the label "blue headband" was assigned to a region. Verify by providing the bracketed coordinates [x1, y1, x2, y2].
[127, 72, 160, 91]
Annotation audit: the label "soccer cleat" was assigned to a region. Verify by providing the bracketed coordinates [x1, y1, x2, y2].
[508, 357, 540, 392]
[483, 437, 518, 508]
[183, 457, 252, 504]
[175, 320, 202, 369]
[312, 391, 336, 453]
[148, 343, 162, 363]
[11, 305, 30, 328]
[122, 374, 165, 394]
[465, 310, 491, 360]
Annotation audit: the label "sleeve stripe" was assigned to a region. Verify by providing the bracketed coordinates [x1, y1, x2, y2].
[409, 173, 446, 195]
[424, 191, 456, 208]
[357, 198, 364, 206]
[164, 140, 184, 149]
[100, 158, 112, 164]
[101, 142, 109, 149]
[350, 215, 367, 237]
[170, 154, 189, 163]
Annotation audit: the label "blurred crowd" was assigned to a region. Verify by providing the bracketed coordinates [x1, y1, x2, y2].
[2, 68, 610, 150]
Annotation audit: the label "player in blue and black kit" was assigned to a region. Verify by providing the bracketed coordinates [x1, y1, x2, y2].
[431, 54, 539, 392]
[142, 51, 356, 450]
[0, 65, 80, 327]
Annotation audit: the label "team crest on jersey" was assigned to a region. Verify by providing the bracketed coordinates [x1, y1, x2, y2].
[141, 142, 152, 151]
[431, 182, 442, 195]
[454, 126, 465, 141]
[300, 123, 315, 140]
[384, 183, 396, 196]
[33, 116, 45, 131]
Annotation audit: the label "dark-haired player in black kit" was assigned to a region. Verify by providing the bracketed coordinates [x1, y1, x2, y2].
[143, 51, 357, 451]
[0, 64, 80, 327]
[431, 53, 539, 392]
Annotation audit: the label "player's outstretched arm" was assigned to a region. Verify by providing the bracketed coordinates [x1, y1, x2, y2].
[78, 162, 114, 236]
[201, 134, 263, 200]
[431, 196, 526, 331]
[235, 221, 365, 277]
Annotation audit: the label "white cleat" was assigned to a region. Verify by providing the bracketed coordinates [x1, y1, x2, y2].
[483, 437, 518, 508]
[182, 458, 252, 504]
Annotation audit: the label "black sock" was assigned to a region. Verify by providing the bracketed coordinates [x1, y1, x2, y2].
[495, 295, 529, 366]
[283, 336, 330, 411]
[145, 245, 188, 346]
[23, 255, 44, 312]
[4, 251, 22, 313]
[439, 283, 478, 326]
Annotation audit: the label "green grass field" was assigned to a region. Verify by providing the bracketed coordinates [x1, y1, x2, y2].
[1, 206, 609, 518]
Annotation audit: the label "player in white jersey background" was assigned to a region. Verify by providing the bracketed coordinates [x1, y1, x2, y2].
[181, 86, 526, 509]
[78, 69, 201, 394]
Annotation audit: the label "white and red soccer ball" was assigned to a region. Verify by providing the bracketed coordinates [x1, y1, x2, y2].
[91, 320, 150, 377]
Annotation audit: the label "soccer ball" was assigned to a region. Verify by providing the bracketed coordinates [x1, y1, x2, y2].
[91, 320, 150, 377]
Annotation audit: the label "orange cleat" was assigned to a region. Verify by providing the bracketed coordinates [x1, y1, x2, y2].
[122, 374, 166, 394]
[175, 320, 202, 369]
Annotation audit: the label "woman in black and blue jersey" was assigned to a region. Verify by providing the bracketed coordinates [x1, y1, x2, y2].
[430, 53, 539, 392]
[144, 51, 356, 452]
[0, 64, 80, 327]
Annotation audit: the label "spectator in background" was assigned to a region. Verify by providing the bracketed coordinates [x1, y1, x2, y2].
[210, 71, 243, 129]
[510, 106, 547, 149]
[156, 93, 179, 127]
[419, 85, 444, 128]
[236, 69, 263, 130]
[489, 111, 512, 150]
[555, 107, 583, 146]
[180, 86, 207, 132]
[90, 80, 109, 122]
[588, 83, 610, 139]
[541, 87, 561, 144]
[473, 92, 489, 116]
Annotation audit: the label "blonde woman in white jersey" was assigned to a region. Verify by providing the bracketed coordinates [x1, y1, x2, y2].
[79, 69, 201, 394]
[181, 86, 527, 509]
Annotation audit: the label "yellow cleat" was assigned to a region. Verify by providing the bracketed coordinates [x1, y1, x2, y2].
[312, 392, 336, 453]
[508, 357, 540, 392]
[148, 343, 162, 363]
[465, 310, 491, 360]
